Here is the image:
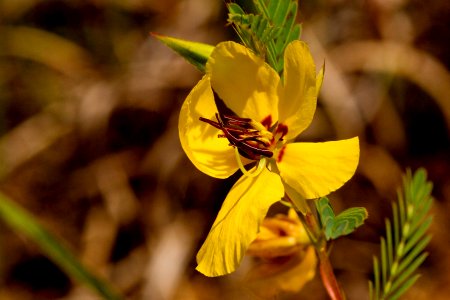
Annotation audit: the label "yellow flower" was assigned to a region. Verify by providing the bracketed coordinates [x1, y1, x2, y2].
[247, 208, 310, 259]
[179, 40, 359, 276]
[245, 209, 317, 298]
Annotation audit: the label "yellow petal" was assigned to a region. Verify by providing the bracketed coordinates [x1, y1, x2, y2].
[284, 182, 308, 215]
[179, 76, 238, 178]
[245, 246, 317, 298]
[196, 168, 284, 276]
[277, 137, 360, 199]
[207, 41, 279, 125]
[247, 209, 310, 258]
[278, 41, 318, 140]
[247, 236, 300, 258]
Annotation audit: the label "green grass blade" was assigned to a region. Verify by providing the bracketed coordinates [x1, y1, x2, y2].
[386, 219, 393, 268]
[388, 274, 421, 300]
[392, 202, 400, 248]
[381, 237, 387, 289]
[0, 192, 122, 300]
[389, 254, 427, 296]
[373, 257, 380, 300]
[397, 235, 431, 275]
[403, 217, 433, 254]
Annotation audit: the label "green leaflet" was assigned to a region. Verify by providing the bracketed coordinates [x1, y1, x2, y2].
[369, 168, 433, 300]
[154, 0, 302, 74]
[227, 0, 301, 73]
[153, 34, 214, 73]
[316, 197, 368, 240]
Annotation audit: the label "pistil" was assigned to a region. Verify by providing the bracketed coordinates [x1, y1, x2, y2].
[234, 147, 267, 177]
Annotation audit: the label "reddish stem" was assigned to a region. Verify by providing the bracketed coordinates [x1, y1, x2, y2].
[304, 212, 345, 300]
[290, 197, 345, 300]
[318, 248, 344, 300]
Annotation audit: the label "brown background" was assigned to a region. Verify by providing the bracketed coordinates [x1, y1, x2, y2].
[0, 0, 449, 299]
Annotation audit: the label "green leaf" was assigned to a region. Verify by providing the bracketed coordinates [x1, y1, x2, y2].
[373, 257, 380, 300]
[316, 197, 368, 240]
[381, 238, 387, 288]
[331, 207, 368, 239]
[403, 216, 432, 254]
[271, 0, 291, 26]
[152, 34, 214, 73]
[315, 197, 335, 239]
[397, 235, 431, 275]
[368, 168, 433, 300]
[388, 274, 421, 300]
[227, 0, 301, 73]
[389, 253, 427, 297]
[392, 202, 400, 248]
[0, 192, 122, 300]
[228, 2, 245, 15]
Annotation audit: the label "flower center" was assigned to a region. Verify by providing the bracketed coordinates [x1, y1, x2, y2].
[200, 113, 277, 159]
[200, 113, 288, 177]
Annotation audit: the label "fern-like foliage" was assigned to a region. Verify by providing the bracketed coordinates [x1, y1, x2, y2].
[369, 168, 433, 300]
[227, 0, 301, 73]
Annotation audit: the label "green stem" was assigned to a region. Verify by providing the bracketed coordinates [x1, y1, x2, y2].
[291, 198, 345, 300]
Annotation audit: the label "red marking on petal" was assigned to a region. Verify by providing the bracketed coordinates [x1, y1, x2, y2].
[276, 124, 288, 140]
[261, 115, 272, 129]
[277, 145, 287, 162]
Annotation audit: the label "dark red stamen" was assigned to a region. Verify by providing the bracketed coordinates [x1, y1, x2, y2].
[199, 116, 221, 129]
[261, 115, 272, 129]
[199, 113, 273, 160]
[222, 114, 252, 123]
[276, 124, 288, 140]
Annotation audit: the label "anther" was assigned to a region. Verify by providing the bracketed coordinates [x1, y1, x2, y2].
[199, 113, 274, 160]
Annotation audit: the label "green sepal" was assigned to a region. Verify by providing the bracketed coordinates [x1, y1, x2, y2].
[152, 33, 214, 73]
[316, 197, 368, 240]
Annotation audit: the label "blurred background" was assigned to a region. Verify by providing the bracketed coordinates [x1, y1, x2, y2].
[0, 0, 449, 299]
